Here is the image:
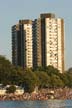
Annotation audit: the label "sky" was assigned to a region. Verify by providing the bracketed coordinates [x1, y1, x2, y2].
[0, 0, 72, 70]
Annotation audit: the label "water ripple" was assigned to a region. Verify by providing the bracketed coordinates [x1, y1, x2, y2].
[0, 100, 72, 108]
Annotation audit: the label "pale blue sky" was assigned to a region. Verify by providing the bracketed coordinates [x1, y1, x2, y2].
[0, 0, 72, 70]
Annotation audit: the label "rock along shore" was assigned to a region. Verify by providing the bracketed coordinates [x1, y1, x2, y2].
[0, 88, 72, 101]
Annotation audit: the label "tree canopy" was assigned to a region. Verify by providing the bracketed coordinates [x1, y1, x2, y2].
[0, 55, 72, 93]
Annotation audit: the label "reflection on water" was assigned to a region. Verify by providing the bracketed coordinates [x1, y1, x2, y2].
[0, 100, 72, 108]
[47, 100, 65, 108]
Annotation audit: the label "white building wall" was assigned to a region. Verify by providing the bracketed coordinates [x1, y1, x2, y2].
[57, 19, 62, 73]
[45, 18, 58, 68]
[45, 18, 63, 73]
[45, 19, 50, 65]
[24, 24, 33, 68]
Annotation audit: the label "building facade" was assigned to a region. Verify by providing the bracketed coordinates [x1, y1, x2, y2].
[12, 20, 33, 68]
[40, 13, 64, 73]
[12, 13, 64, 73]
[33, 19, 42, 68]
[33, 13, 64, 73]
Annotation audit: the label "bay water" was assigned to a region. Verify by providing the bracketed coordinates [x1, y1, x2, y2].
[0, 100, 72, 108]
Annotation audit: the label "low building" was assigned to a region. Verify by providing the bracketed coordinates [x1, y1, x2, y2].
[0, 88, 6, 95]
[14, 86, 24, 95]
[0, 85, 24, 95]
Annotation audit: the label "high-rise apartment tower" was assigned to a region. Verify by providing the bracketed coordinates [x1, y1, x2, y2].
[12, 20, 33, 68]
[33, 13, 64, 73]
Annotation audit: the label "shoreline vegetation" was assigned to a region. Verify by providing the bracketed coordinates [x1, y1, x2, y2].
[0, 88, 72, 101]
[0, 56, 72, 100]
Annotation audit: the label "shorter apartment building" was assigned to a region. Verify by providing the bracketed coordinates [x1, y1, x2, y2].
[12, 20, 33, 68]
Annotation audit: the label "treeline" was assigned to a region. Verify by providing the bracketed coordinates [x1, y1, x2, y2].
[0, 55, 72, 93]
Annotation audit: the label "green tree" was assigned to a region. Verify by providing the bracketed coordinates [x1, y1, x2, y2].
[35, 71, 50, 89]
[6, 85, 16, 93]
[0, 55, 13, 85]
[66, 72, 72, 88]
[8, 66, 24, 85]
[22, 69, 38, 93]
[44, 65, 60, 76]
[68, 67, 72, 73]
[60, 73, 69, 87]
[50, 74, 64, 88]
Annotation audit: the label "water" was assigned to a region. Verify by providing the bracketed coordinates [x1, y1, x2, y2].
[0, 100, 72, 108]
